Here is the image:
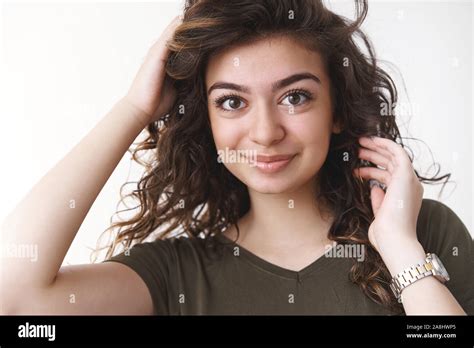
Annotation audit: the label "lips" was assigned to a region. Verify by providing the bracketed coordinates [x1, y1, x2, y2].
[251, 154, 296, 174]
[255, 154, 295, 163]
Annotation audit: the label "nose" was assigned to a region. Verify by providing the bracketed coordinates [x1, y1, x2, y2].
[248, 101, 285, 146]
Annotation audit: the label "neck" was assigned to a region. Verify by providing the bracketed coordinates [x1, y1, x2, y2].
[239, 177, 334, 251]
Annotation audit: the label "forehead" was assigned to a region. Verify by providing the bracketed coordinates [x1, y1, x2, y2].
[205, 35, 327, 90]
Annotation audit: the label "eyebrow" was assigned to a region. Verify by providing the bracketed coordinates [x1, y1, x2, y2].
[207, 72, 321, 96]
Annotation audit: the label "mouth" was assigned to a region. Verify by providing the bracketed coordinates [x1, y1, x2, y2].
[251, 154, 296, 174]
[255, 154, 294, 162]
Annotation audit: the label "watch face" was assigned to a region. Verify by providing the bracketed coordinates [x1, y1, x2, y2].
[429, 253, 450, 281]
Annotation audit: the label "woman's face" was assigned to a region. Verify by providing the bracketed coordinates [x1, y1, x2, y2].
[206, 36, 339, 194]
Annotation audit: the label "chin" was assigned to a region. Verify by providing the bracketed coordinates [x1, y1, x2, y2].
[224, 159, 320, 194]
[240, 172, 311, 194]
[247, 180, 297, 194]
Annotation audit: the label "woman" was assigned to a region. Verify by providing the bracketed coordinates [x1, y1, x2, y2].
[1, 0, 472, 315]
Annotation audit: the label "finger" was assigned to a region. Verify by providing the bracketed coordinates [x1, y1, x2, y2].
[370, 184, 385, 216]
[164, 15, 183, 34]
[153, 76, 177, 121]
[354, 166, 392, 186]
[149, 16, 183, 58]
[371, 136, 411, 164]
[358, 137, 394, 160]
[358, 147, 394, 172]
[370, 137, 417, 177]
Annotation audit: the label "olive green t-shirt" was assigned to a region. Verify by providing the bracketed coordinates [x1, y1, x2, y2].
[103, 199, 474, 315]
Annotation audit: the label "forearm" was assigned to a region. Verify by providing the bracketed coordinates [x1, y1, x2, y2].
[379, 237, 466, 315]
[1, 97, 148, 288]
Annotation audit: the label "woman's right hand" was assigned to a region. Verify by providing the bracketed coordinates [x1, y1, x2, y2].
[125, 15, 182, 126]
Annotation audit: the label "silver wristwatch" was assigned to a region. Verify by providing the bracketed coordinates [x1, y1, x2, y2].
[390, 253, 450, 303]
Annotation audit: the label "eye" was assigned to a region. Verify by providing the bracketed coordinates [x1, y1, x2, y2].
[213, 94, 246, 112]
[280, 88, 314, 107]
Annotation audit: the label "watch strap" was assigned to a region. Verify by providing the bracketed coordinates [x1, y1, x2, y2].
[389, 256, 435, 303]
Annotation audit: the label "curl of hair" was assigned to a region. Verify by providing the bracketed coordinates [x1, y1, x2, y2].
[92, 0, 451, 315]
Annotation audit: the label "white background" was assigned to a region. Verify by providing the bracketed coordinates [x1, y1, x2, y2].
[0, 0, 472, 265]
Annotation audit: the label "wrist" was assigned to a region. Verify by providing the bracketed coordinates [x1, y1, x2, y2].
[120, 96, 153, 128]
[378, 237, 426, 277]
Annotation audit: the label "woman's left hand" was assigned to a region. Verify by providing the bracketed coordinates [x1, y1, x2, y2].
[353, 136, 424, 256]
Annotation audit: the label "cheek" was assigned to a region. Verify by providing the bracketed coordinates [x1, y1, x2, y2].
[286, 110, 333, 173]
[209, 116, 244, 151]
[288, 110, 333, 147]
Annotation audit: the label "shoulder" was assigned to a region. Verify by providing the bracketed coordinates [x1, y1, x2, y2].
[134, 233, 224, 265]
[416, 198, 472, 252]
[106, 234, 206, 268]
[416, 199, 474, 314]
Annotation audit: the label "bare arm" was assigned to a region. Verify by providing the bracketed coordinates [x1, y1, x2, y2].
[2, 262, 155, 315]
[381, 238, 466, 315]
[356, 136, 467, 315]
[0, 98, 152, 314]
[2, 98, 146, 287]
[0, 15, 182, 315]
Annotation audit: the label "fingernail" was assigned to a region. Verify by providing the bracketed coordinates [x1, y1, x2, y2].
[369, 179, 387, 190]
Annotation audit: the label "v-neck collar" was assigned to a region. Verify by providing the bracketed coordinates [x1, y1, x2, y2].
[215, 233, 341, 281]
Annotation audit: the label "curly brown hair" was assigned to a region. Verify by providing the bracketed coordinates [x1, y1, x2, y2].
[92, 0, 450, 314]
